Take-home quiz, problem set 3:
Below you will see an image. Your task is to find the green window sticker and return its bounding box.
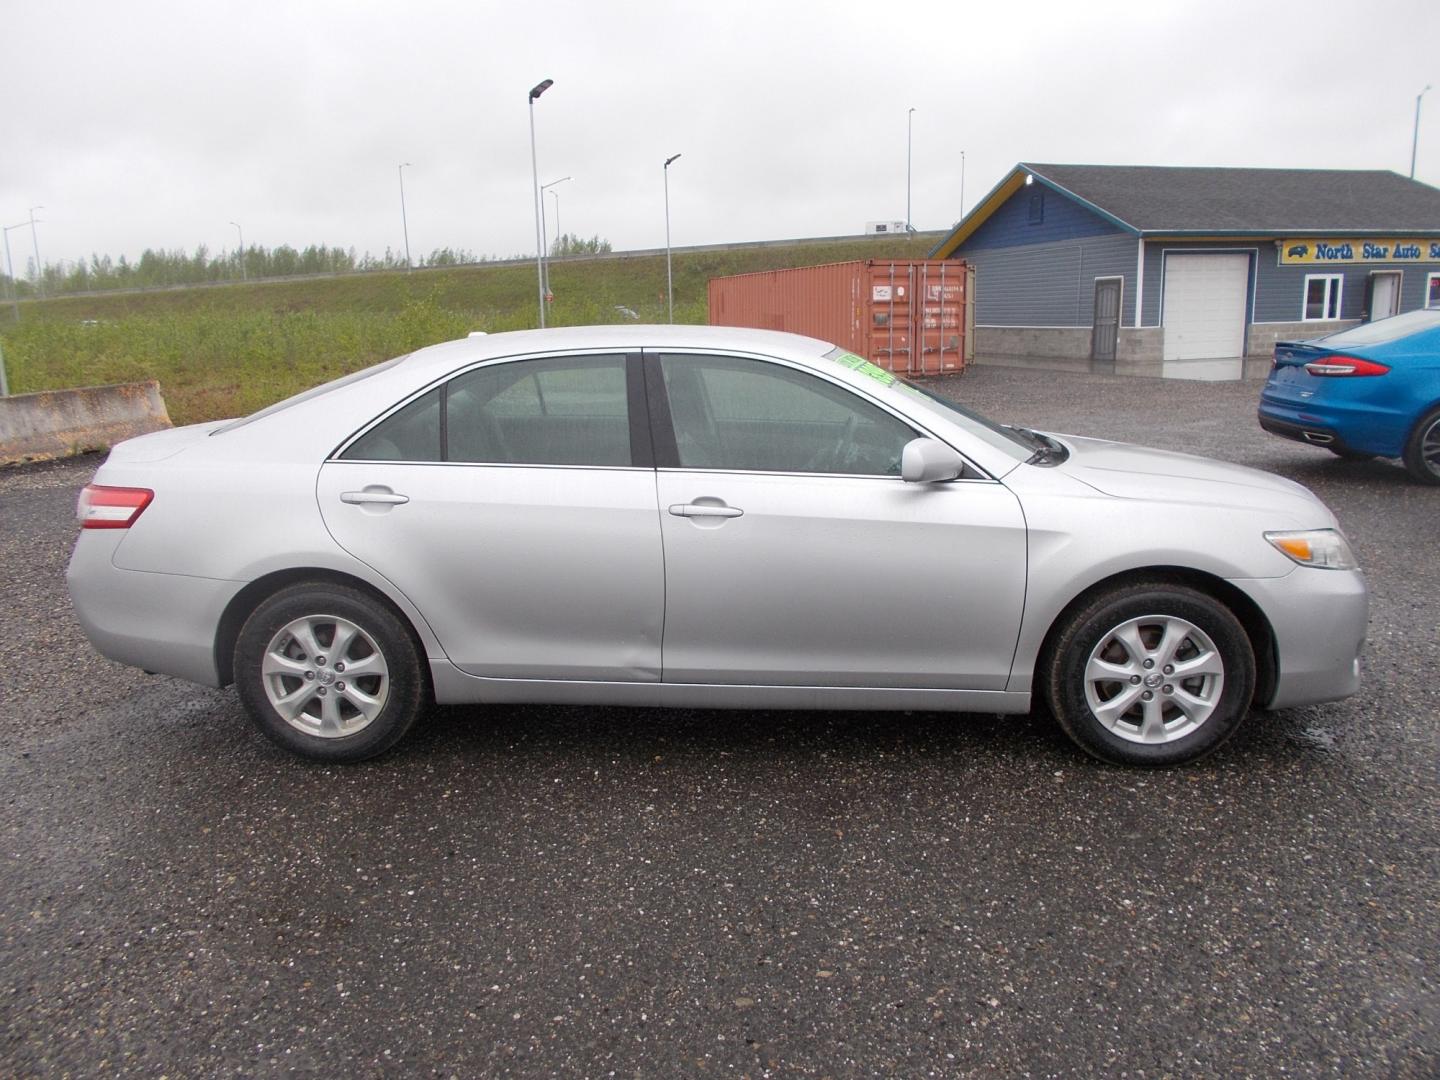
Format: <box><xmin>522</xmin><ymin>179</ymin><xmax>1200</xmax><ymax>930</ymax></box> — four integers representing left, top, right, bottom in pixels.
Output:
<box><xmin>831</xmin><ymin>352</ymin><xmax>896</xmax><ymax>387</ymax></box>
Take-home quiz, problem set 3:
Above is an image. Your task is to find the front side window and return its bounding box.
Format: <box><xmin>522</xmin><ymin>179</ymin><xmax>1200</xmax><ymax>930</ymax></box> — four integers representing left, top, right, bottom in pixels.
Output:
<box><xmin>1303</xmin><ymin>274</ymin><xmax>1343</xmax><ymax>321</ymax></box>
<box><xmin>659</xmin><ymin>354</ymin><xmax>916</xmax><ymax>475</ymax></box>
<box><xmin>341</xmin><ymin>354</ymin><xmax>632</xmax><ymax>466</ymax></box>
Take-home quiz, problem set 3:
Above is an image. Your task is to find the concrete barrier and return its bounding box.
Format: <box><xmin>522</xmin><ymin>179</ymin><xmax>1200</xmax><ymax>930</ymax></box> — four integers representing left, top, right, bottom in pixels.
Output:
<box><xmin>0</xmin><ymin>381</ymin><xmax>171</xmax><ymax>465</ymax></box>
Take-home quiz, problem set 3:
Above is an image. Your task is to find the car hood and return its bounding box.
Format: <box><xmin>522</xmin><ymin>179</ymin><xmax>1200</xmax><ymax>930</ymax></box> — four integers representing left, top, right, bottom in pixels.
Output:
<box><xmin>1051</xmin><ymin>433</ymin><xmax>1329</xmax><ymax>520</ymax></box>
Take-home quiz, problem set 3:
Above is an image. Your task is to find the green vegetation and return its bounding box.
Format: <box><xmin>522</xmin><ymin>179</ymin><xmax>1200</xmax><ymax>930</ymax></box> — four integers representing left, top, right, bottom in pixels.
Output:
<box><xmin>0</xmin><ymin>234</ymin><xmax>937</xmax><ymax>425</ymax></box>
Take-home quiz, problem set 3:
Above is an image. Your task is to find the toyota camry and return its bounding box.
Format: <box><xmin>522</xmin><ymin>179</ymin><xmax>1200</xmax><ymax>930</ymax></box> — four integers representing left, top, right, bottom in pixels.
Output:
<box><xmin>69</xmin><ymin>326</ymin><xmax>1368</xmax><ymax>766</ymax></box>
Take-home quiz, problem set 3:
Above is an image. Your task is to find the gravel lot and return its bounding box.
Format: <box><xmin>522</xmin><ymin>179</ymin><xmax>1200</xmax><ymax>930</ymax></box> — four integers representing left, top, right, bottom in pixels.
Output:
<box><xmin>2</xmin><ymin>365</ymin><xmax>1436</xmax><ymax>1078</ymax></box>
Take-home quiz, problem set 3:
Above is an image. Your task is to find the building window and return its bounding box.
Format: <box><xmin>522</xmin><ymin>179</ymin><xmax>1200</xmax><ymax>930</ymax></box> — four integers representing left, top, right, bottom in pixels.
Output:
<box><xmin>1303</xmin><ymin>274</ymin><xmax>1342</xmax><ymax>321</ymax></box>
<box><xmin>1428</xmin><ymin>272</ymin><xmax>1440</xmax><ymax>308</ymax></box>
<box><xmin>1027</xmin><ymin>192</ymin><xmax>1044</xmax><ymax>225</ymax></box>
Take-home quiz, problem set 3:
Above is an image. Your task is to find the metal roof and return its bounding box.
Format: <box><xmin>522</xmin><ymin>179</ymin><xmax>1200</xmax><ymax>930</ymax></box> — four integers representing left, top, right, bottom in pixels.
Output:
<box><xmin>931</xmin><ymin>163</ymin><xmax>1440</xmax><ymax>257</ymax></box>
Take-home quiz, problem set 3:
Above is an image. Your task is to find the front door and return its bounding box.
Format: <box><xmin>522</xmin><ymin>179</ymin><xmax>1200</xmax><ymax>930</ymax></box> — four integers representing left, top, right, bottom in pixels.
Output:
<box><xmin>649</xmin><ymin>351</ymin><xmax>1028</xmax><ymax>689</ymax></box>
<box><xmin>317</xmin><ymin>353</ymin><xmax>664</xmax><ymax>682</ymax></box>
<box><xmin>1091</xmin><ymin>278</ymin><xmax>1122</xmax><ymax>361</ymax></box>
<box><xmin>1370</xmin><ymin>272</ymin><xmax>1401</xmax><ymax>321</ymax></box>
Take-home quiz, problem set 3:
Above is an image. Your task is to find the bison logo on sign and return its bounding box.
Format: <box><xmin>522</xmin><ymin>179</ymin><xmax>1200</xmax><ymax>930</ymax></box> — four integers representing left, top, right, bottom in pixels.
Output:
<box><xmin>1287</xmin><ymin>244</ymin><xmax>1309</xmax><ymax>259</ymax></box>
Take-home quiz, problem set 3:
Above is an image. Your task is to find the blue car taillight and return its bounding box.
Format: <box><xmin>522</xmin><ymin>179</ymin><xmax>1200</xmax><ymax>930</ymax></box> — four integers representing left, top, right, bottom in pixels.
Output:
<box><xmin>1302</xmin><ymin>356</ymin><xmax>1391</xmax><ymax>377</ymax></box>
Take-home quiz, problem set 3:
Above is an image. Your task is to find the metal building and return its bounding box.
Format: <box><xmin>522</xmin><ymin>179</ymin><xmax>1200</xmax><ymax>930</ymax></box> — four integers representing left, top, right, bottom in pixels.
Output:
<box><xmin>930</xmin><ymin>163</ymin><xmax>1440</xmax><ymax>380</ymax></box>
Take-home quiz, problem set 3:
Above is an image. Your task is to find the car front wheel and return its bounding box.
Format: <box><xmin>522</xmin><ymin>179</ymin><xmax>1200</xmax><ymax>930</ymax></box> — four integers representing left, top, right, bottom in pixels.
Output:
<box><xmin>1402</xmin><ymin>406</ymin><xmax>1440</xmax><ymax>485</ymax></box>
<box><xmin>235</xmin><ymin>582</ymin><xmax>426</xmax><ymax>762</ymax></box>
<box><xmin>1044</xmin><ymin>583</ymin><xmax>1256</xmax><ymax>766</ymax></box>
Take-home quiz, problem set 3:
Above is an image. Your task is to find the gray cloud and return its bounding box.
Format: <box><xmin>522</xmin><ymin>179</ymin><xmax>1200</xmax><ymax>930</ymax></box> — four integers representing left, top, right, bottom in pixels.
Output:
<box><xmin>3</xmin><ymin>0</ymin><xmax>1437</xmax><ymax>269</ymax></box>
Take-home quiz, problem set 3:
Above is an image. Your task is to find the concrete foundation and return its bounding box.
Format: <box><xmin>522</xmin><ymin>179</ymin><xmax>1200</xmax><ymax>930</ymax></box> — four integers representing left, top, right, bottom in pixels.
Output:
<box><xmin>1</xmin><ymin>381</ymin><xmax>171</xmax><ymax>465</ymax></box>
<box><xmin>972</xmin><ymin>319</ymin><xmax>1362</xmax><ymax>381</ymax></box>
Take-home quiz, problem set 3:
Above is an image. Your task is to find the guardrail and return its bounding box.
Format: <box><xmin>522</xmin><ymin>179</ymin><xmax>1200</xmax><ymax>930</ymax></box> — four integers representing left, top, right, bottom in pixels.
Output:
<box><xmin>0</xmin><ymin>381</ymin><xmax>170</xmax><ymax>465</ymax></box>
<box><xmin>7</xmin><ymin>231</ymin><xmax>948</xmax><ymax>303</ymax></box>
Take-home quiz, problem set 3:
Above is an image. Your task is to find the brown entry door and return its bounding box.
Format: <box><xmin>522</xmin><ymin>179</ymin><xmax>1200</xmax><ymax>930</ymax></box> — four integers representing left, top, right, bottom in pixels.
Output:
<box><xmin>1092</xmin><ymin>278</ymin><xmax>1121</xmax><ymax>361</ymax></box>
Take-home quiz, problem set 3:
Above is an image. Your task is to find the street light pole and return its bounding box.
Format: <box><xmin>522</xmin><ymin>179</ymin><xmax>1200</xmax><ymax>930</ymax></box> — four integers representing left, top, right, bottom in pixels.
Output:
<box><xmin>2</xmin><ymin>223</ymin><xmax>26</xmax><ymax>320</ymax></box>
<box><xmin>960</xmin><ymin>150</ymin><xmax>966</xmax><ymax>220</ymax></box>
<box><xmin>1413</xmin><ymin>85</ymin><xmax>1432</xmax><ymax>180</ymax></box>
<box><xmin>229</xmin><ymin>221</ymin><xmax>246</xmax><ymax>281</ymax></box>
<box><xmin>906</xmin><ymin>107</ymin><xmax>915</xmax><ymax>231</ymax></box>
<box><xmin>550</xmin><ymin>189</ymin><xmax>562</xmax><ymax>255</ymax></box>
<box><xmin>664</xmin><ymin>153</ymin><xmax>681</xmax><ymax>323</ymax></box>
<box><xmin>398</xmin><ymin>162</ymin><xmax>413</xmax><ymax>270</ymax></box>
<box><xmin>528</xmin><ymin>78</ymin><xmax>554</xmax><ymax>328</ymax></box>
<box><xmin>539</xmin><ymin>176</ymin><xmax>571</xmax><ymax>296</ymax></box>
<box><xmin>27</xmin><ymin>206</ymin><xmax>44</xmax><ymax>298</ymax></box>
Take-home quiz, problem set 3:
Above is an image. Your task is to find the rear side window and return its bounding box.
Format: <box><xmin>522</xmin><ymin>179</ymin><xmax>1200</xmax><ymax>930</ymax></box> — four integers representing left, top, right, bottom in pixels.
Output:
<box><xmin>340</xmin><ymin>354</ymin><xmax>632</xmax><ymax>467</ymax></box>
<box><xmin>448</xmin><ymin>355</ymin><xmax>629</xmax><ymax>466</ymax></box>
<box><xmin>343</xmin><ymin>388</ymin><xmax>441</xmax><ymax>461</ymax></box>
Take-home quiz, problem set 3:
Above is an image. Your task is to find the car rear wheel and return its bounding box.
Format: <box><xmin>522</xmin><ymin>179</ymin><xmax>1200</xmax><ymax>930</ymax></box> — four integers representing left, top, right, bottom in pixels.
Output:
<box><xmin>235</xmin><ymin>583</ymin><xmax>425</xmax><ymax>762</ymax></box>
<box><xmin>1402</xmin><ymin>406</ymin><xmax>1440</xmax><ymax>485</ymax></box>
<box><xmin>1044</xmin><ymin>583</ymin><xmax>1255</xmax><ymax>766</ymax></box>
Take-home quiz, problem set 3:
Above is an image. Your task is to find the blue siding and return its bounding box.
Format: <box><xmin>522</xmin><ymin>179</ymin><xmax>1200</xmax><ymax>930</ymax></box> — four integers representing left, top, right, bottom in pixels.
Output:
<box><xmin>964</xmin><ymin>233</ymin><xmax>1138</xmax><ymax>326</ymax></box>
<box><xmin>962</xmin><ymin>185</ymin><xmax>1127</xmax><ymax>252</ymax></box>
<box><xmin>1141</xmin><ymin>240</ymin><xmax>1440</xmax><ymax>326</ymax></box>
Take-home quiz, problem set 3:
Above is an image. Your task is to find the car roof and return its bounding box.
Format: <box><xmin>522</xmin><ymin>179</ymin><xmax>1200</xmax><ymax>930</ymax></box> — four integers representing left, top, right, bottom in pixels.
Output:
<box><xmin>397</xmin><ymin>324</ymin><xmax>837</xmax><ymax>377</ymax></box>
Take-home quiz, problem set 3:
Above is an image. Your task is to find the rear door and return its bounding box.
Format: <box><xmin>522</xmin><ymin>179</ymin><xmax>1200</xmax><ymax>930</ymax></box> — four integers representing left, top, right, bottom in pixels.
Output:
<box><xmin>317</xmin><ymin>353</ymin><xmax>665</xmax><ymax>682</ymax></box>
<box><xmin>648</xmin><ymin>351</ymin><xmax>1028</xmax><ymax>689</ymax></box>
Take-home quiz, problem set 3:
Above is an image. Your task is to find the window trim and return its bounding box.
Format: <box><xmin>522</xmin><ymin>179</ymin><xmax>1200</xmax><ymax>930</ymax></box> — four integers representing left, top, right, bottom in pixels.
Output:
<box><xmin>1426</xmin><ymin>271</ymin><xmax>1440</xmax><ymax>309</ymax></box>
<box><xmin>642</xmin><ymin>349</ymin><xmax>989</xmax><ymax>481</ymax></box>
<box><xmin>1302</xmin><ymin>273</ymin><xmax>1343</xmax><ymax>322</ymax></box>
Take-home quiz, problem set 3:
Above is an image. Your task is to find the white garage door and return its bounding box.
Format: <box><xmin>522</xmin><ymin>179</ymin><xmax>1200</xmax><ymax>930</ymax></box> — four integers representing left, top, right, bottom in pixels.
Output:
<box><xmin>1162</xmin><ymin>254</ymin><xmax>1250</xmax><ymax>379</ymax></box>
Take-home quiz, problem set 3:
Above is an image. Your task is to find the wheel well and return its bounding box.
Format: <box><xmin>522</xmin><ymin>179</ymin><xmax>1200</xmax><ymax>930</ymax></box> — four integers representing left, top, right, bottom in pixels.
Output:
<box><xmin>213</xmin><ymin>568</ymin><xmax>431</xmax><ymax>689</ymax></box>
<box><xmin>1034</xmin><ymin>566</ymin><xmax>1278</xmax><ymax>709</ymax></box>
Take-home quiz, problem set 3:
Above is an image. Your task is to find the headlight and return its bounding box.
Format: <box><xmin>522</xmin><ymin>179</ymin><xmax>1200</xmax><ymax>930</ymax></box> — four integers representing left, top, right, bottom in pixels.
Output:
<box><xmin>1264</xmin><ymin>529</ymin><xmax>1359</xmax><ymax>570</ymax></box>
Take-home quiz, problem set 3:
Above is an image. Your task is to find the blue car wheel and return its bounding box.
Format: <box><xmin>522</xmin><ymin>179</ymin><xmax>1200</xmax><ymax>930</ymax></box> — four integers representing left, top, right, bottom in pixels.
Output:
<box><xmin>1403</xmin><ymin>406</ymin><xmax>1440</xmax><ymax>485</ymax></box>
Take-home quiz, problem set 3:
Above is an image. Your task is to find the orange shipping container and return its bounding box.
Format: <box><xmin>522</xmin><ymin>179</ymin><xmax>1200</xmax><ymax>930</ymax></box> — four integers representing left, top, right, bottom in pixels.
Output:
<box><xmin>707</xmin><ymin>259</ymin><xmax>974</xmax><ymax>376</ymax></box>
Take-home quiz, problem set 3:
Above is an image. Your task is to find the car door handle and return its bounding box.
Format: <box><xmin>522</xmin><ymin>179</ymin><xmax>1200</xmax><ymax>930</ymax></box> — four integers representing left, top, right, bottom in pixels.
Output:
<box><xmin>340</xmin><ymin>489</ymin><xmax>410</xmax><ymax>506</ymax></box>
<box><xmin>668</xmin><ymin>502</ymin><xmax>743</xmax><ymax>518</ymax></box>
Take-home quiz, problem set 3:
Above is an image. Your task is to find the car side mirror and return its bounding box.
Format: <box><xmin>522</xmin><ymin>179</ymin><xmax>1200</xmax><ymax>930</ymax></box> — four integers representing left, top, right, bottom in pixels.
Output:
<box><xmin>901</xmin><ymin>438</ymin><xmax>965</xmax><ymax>483</ymax></box>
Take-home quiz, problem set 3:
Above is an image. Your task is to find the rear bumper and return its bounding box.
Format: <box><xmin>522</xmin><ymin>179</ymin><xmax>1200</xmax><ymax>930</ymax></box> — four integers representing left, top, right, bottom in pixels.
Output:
<box><xmin>67</xmin><ymin>531</ymin><xmax>242</xmax><ymax>688</ymax></box>
<box><xmin>1257</xmin><ymin>393</ymin><xmax>1408</xmax><ymax>458</ymax></box>
<box><xmin>1232</xmin><ymin>567</ymin><xmax>1368</xmax><ymax>710</ymax></box>
<box><xmin>1258</xmin><ymin>412</ymin><xmax>1366</xmax><ymax>455</ymax></box>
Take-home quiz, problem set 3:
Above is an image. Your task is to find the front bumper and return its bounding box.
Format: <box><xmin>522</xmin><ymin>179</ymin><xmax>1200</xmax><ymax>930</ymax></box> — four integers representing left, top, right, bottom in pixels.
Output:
<box><xmin>1232</xmin><ymin>566</ymin><xmax>1368</xmax><ymax>710</ymax></box>
<box><xmin>67</xmin><ymin>531</ymin><xmax>244</xmax><ymax>688</ymax></box>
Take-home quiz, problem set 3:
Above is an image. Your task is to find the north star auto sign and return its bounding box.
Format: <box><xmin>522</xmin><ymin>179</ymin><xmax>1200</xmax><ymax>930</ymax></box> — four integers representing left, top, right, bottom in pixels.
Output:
<box><xmin>1279</xmin><ymin>239</ymin><xmax>1440</xmax><ymax>265</ymax></box>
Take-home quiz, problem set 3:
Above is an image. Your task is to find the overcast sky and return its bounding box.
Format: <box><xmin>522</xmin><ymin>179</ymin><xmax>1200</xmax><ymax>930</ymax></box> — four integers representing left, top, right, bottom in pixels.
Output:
<box><xmin>3</xmin><ymin>0</ymin><xmax>1438</xmax><ymax>270</ymax></box>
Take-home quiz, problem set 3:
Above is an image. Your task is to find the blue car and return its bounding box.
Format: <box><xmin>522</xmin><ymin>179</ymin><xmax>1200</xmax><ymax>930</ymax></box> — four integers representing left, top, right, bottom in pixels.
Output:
<box><xmin>1259</xmin><ymin>308</ymin><xmax>1440</xmax><ymax>485</ymax></box>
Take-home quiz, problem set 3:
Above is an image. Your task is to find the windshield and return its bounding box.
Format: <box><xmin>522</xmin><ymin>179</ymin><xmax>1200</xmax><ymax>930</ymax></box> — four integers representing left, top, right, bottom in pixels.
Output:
<box><xmin>1319</xmin><ymin>307</ymin><xmax>1440</xmax><ymax>348</ymax></box>
<box><xmin>822</xmin><ymin>347</ymin><xmax>1037</xmax><ymax>456</ymax></box>
<box><xmin>211</xmin><ymin>354</ymin><xmax>409</xmax><ymax>435</ymax></box>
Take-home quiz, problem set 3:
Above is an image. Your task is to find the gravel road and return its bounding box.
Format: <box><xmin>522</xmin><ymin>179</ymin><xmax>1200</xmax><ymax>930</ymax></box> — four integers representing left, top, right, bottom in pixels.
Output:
<box><xmin>2</xmin><ymin>365</ymin><xmax>1436</xmax><ymax>1077</ymax></box>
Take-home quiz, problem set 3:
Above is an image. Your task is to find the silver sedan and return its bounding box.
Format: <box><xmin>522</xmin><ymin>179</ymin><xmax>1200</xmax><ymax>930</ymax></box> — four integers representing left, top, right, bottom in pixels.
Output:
<box><xmin>68</xmin><ymin>326</ymin><xmax>1368</xmax><ymax>766</ymax></box>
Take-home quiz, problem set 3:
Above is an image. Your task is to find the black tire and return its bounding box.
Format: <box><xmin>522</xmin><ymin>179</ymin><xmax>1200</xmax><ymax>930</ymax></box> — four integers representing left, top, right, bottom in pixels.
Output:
<box><xmin>1327</xmin><ymin>446</ymin><xmax>1375</xmax><ymax>462</ymax></box>
<box><xmin>1043</xmin><ymin>582</ymin><xmax>1255</xmax><ymax>767</ymax></box>
<box><xmin>235</xmin><ymin>582</ymin><xmax>426</xmax><ymax>762</ymax></box>
<box><xmin>1401</xmin><ymin>406</ymin><xmax>1440</xmax><ymax>485</ymax></box>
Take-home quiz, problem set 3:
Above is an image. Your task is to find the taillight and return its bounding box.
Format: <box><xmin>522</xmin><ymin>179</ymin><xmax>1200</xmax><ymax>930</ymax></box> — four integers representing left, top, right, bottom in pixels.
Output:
<box><xmin>77</xmin><ymin>484</ymin><xmax>154</xmax><ymax>529</ymax></box>
<box><xmin>1303</xmin><ymin>356</ymin><xmax>1390</xmax><ymax>377</ymax></box>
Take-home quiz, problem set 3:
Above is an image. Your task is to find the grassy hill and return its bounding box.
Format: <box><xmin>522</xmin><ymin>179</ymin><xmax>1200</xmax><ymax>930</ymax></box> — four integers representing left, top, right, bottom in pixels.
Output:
<box><xmin>0</xmin><ymin>234</ymin><xmax>939</xmax><ymax>424</ymax></box>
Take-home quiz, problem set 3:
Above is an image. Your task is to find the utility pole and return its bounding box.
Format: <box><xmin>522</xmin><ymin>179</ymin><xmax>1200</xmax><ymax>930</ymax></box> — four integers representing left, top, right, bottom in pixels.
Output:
<box><xmin>27</xmin><ymin>207</ymin><xmax>43</xmax><ymax>298</ymax></box>
<box><xmin>398</xmin><ymin>163</ymin><xmax>413</xmax><ymax>270</ymax></box>
<box><xmin>1413</xmin><ymin>85</ymin><xmax>1432</xmax><ymax>179</ymax></box>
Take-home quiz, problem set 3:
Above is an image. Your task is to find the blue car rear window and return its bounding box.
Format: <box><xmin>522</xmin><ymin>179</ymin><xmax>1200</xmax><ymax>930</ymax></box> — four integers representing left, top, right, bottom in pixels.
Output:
<box><xmin>1320</xmin><ymin>308</ymin><xmax>1440</xmax><ymax>348</ymax></box>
